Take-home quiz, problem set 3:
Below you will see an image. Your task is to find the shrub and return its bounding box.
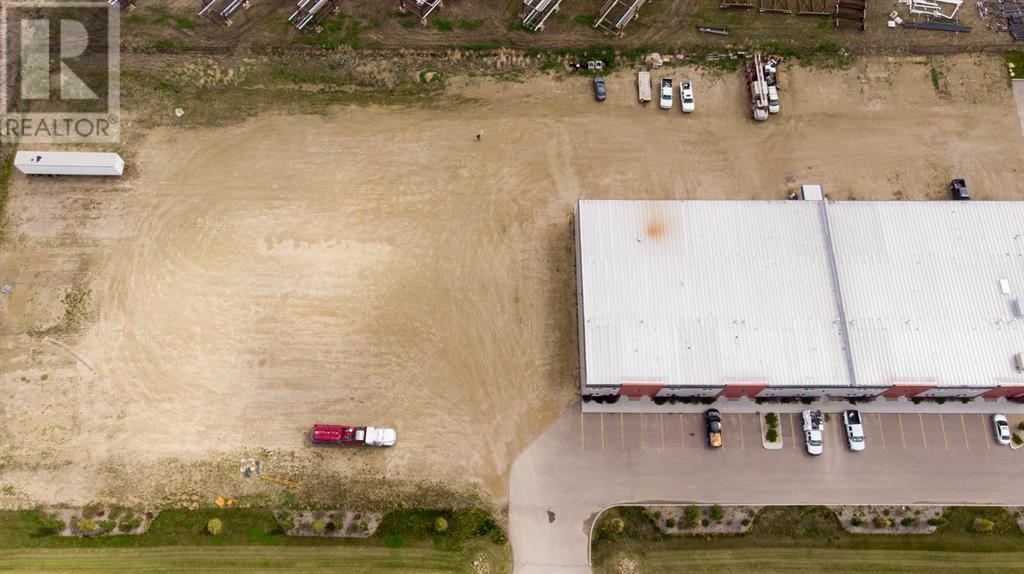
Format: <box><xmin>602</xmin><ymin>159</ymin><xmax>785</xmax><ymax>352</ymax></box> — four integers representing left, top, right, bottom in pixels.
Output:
<box><xmin>118</xmin><ymin>517</ymin><xmax>142</xmax><ymax>532</ymax></box>
<box><xmin>800</xmin><ymin>396</ymin><xmax>816</xmax><ymax>404</ymax></box>
<box><xmin>1018</xmin><ymin>421</ymin><xmax>1024</xmax><ymax>432</ymax></box>
<box><xmin>312</xmin><ymin>520</ymin><xmax>326</xmax><ymax>534</ymax></box>
<box><xmin>599</xmin><ymin>517</ymin><xmax>625</xmax><ymax>540</ymax></box>
<box><xmin>325</xmin><ymin>521</ymin><xmax>337</xmax><ymax>532</ymax></box>
<box><xmin>912</xmin><ymin>397</ymin><xmax>922</xmax><ymax>404</ymax></box>
<box><xmin>665</xmin><ymin>518</ymin><xmax>676</xmax><ymax>528</ymax></box>
<box><xmin>206</xmin><ymin>518</ymin><xmax>223</xmax><ymax>535</ymax></box>
<box><xmin>882</xmin><ymin>508</ymin><xmax>891</xmax><ymax>516</ymax></box>
<box><xmin>700</xmin><ymin>397</ymin><xmax>716</xmax><ymax>405</ymax></box>
<box><xmin>710</xmin><ymin>505</ymin><xmax>725</xmax><ymax>522</ymax></box>
<box><xmin>653</xmin><ymin>396</ymin><xmax>667</xmax><ymax>405</ymax></box>
<box><xmin>359</xmin><ymin>521</ymin><xmax>369</xmax><ymax>533</ymax></box>
<box><xmin>489</xmin><ymin>527</ymin><xmax>507</xmax><ymax>545</ymax></box>
<box><xmin>98</xmin><ymin>520</ymin><xmax>117</xmax><ymax>533</ymax></box>
<box><xmin>927</xmin><ymin>517</ymin><xmax>947</xmax><ymax>527</ymax></box>
<box><xmin>75</xmin><ymin>518</ymin><xmax>97</xmax><ymax>533</ymax></box>
<box><xmin>386</xmin><ymin>534</ymin><xmax>407</xmax><ymax>548</ymax></box>
<box><xmin>278</xmin><ymin>513</ymin><xmax>295</xmax><ymax>532</ymax></box>
<box><xmin>973</xmin><ymin>517</ymin><xmax>995</xmax><ymax>532</ymax></box>
<box><xmin>850</xmin><ymin>516</ymin><xmax>864</xmax><ymax>527</ymax></box>
<box><xmin>901</xmin><ymin>517</ymin><xmax>918</xmax><ymax>528</ymax></box>
<box><xmin>1014</xmin><ymin>434</ymin><xmax>1023</xmax><ymax>446</ymax></box>
<box><xmin>935</xmin><ymin>398</ymin><xmax>946</xmax><ymax>405</ymax></box>
<box><xmin>872</xmin><ymin>516</ymin><xmax>891</xmax><ymax>529</ymax></box>
<box><xmin>684</xmin><ymin>505</ymin><xmax>700</xmax><ymax>527</ymax></box>
<box><xmin>741</xmin><ymin>518</ymin><xmax>751</xmax><ymax>527</ymax></box>
<box><xmin>765</xmin><ymin>428</ymin><xmax>779</xmax><ymax>443</ymax></box>
<box><xmin>434</xmin><ymin>516</ymin><xmax>448</xmax><ymax>533</ymax></box>
<box><xmin>765</xmin><ymin>412</ymin><xmax>779</xmax><ymax>427</ymax></box>
<box><xmin>37</xmin><ymin>514</ymin><xmax>65</xmax><ymax>535</ymax></box>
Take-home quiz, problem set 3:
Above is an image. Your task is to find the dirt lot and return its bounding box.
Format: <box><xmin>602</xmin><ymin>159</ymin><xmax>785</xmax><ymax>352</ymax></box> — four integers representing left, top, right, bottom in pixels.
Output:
<box><xmin>0</xmin><ymin>53</ymin><xmax>1022</xmax><ymax>510</ymax></box>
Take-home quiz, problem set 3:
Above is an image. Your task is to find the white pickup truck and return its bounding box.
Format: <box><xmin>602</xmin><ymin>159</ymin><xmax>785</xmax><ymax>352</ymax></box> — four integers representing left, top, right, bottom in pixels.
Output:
<box><xmin>843</xmin><ymin>409</ymin><xmax>865</xmax><ymax>451</ymax></box>
<box><xmin>659</xmin><ymin>78</ymin><xmax>673</xmax><ymax>110</ymax></box>
<box><xmin>802</xmin><ymin>409</ymin><xmax>824</xmax><ymax>456</ymax></box>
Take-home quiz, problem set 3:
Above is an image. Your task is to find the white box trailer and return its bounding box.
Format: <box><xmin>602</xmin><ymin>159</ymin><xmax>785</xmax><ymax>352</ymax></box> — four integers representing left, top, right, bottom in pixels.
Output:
<box><xmin>14</xmin><ymin>151</ymin><xmax>124</xmax><ymax>176</ymax></box>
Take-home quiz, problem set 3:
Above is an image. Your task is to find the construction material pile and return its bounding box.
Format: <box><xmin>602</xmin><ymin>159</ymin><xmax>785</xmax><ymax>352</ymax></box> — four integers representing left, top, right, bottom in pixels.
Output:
<box><xmin>978</xmin><ymin>1</ymin><xmax>1024</xmax><ymax>39</ymax></box>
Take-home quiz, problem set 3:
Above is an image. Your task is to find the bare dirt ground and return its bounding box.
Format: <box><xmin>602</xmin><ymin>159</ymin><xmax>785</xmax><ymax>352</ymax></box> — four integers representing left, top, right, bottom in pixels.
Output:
<box><xmin>0</xmin><ymin>53</ymin><xmax>1022</xmax><ymax>511</ymax></box>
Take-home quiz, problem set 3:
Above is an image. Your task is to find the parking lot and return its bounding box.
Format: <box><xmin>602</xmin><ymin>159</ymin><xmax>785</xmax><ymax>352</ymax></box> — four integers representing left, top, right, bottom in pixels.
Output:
<box><xmin>577</xmin><ymin>410</ymin><xmax>1018</xmax><ymax>455</ymax></box>
<box><xmin>511</xmin><ymin>405</ymin><xmax>1024</xmax><ymax>574</ymax></box>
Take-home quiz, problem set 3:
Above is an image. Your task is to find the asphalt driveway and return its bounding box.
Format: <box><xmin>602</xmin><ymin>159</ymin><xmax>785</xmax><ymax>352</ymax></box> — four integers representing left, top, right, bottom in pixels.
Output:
<box><xmin>509</xmin><ymin>403</ymin><xmax>1024</xmax><ymax>574</ymax></box>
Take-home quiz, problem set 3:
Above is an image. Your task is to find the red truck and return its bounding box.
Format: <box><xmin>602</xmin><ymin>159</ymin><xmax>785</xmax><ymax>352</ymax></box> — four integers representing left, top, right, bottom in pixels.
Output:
<box><xmin>310</xmin><ymin>424</ymin><xmax>397</xmax><ymax>447</ymax></box>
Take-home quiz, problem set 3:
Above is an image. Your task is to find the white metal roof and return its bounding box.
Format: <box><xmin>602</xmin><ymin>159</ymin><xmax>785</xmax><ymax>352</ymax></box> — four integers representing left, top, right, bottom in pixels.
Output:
<box><xmin>829</xmin><ymin>201</ymin><xmax>1024</xmax><ymax>388</ymax></box>
<box><xmin>14</xmin><ymin>150</ymin><xmax>122</xmax><ymax>168</ymax></box>
<box><xmin>577</xmin><ymin>200</ymin><xmax>849</xmax><ymax>389</ymax></box>
<box><xmin>577</xmin><ymin>199</ymin><xmax>1024</xmax><ymax>390</ymax></box>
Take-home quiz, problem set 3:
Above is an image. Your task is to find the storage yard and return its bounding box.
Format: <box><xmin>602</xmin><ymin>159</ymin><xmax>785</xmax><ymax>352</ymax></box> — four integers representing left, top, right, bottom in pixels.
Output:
<box><xmin>0</xmin><ymin>53</ymin><xmax>1022</xmax><ymax>509</ymax></box>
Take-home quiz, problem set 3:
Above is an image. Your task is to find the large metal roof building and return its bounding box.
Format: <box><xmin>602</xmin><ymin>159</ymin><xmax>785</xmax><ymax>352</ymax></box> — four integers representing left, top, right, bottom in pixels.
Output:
<box><xmin>575</xmin><ymin>199</ymin><xmax>1024</xmax><ymax>404</ymax></box>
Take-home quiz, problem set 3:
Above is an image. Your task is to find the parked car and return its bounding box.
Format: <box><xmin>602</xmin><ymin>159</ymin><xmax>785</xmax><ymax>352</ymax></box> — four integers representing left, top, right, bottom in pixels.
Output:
<box><xmin>992</xmin><ymin>413</ymin><xmax>1011</xmax><ymax>445</ymax></box>
<box><xmin>593</xmin><ymin>76</ymin><xmax>606</xmax><ymax>102</ymax></box>
<box><xmin>767</xmin><ymin>85</ymin><xmax>780</xmax><ymax>114</ymax></box>
<box><xmin>705</xmin><ymin>409</ymin><xmax>723</xmax><ymax>448</ymax></box>
<box><xmin>680</xmin><ymin>80</ymin><xmax>695</xmax><ymax>113</ymax></box>
<box><xmin>950</xmin><ymin>178</ymin><xmax>969</xmax><ymax>200</ymax></box>
<box><xmin>659</xmin><ymin>78</ymin><xmax>673</xmax><ymax>110</ymax></box>
<box><xmin>843</xmin><ymin>410</ymin><xmax>865</xmax><ymax>452</ymax></box>
<box><xmin>802</xmin><ymin>409</ymin><xmax>824</xmax><ymax>456</ymax></box>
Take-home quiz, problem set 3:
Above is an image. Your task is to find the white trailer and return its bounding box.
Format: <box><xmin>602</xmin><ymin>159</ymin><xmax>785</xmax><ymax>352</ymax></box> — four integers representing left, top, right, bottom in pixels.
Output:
<box><xmin>638</xmin><ymin>70</ymin><xmax>651</xmax><ymax>103</ymax></box>
<box><xmin>15</xmin><ymin>151</ymin><xmax>124</xmax><ymax>176</ymax></box>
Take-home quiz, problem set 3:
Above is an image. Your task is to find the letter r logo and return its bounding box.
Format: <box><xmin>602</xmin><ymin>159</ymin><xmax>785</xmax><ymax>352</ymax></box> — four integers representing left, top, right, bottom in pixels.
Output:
<box><xmin>20</xmin><ymin>19</ymin><xmax>98</xmax><ymax>100</ymax></box>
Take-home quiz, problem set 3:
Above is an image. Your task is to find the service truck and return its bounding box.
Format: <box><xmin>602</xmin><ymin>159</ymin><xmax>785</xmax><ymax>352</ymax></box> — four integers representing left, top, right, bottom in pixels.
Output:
<box><xmin>310</xmin><ymin>424</ymin><xmax>397</xmax><ymax>447</ymax></box>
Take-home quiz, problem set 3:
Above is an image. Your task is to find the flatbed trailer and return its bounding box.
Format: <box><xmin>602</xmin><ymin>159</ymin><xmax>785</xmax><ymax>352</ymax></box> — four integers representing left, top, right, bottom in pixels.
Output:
<box><xmin>637</xmin><ymin>70</ymin><xmax>651</xmax><ymax>103</ymax></box>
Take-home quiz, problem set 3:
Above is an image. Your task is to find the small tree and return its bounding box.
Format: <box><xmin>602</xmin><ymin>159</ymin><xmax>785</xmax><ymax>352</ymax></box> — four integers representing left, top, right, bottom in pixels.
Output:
<box><xmin>434</xmin><ymin>516</ymin><xmax>448</xmax><ymax>533</ymax></box>
<box><xmin>710</xmin><ymin>505</ymin><xmax>725</xmax><ymax>522</ymax></box>
<box><xmin>206</xmin><ymin>518</ymin><xmax>223</xmax><ymax>535</ymax></box>
<box><xmin>765</xmin><ymin>413</ymin><xmax>779</xmax><ymax>427</ymax></box>
<box><xmin>765</xmin><ymin>428</ymin><xmax>779</xmax><ymax>443</ymax></box>
<box><xmin>973</xmin><ymin>517</ymin><xmax>995</xmax><ymax>533</ymax></box>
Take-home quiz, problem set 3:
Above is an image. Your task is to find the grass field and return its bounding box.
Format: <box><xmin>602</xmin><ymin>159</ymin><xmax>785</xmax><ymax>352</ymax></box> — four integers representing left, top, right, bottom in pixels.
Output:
<box><xmin>0</xmin><ymin>543</ymin><xmax>502</xmax><ymax>573</ymax></box>
<box><xmin>0</xmin><ymin>508</ymin><xmax>508</xmax><ymax>572</ymax></box>
<box><xmin>603</xmin><ymin>548</ymin><xmax>1024</xmax><ymax>574</ymax></box>
<box><xmin>593</xmin><ymin>506</ymin><xmax>1024</xmax><ymax>574</ymax></box>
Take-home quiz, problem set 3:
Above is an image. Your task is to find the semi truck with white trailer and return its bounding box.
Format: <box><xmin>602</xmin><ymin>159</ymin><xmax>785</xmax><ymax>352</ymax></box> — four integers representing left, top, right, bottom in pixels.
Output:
<box><xmin>14</xmin><ymin>151</ymin><xmax>124</xmax><ymax>176</ymax></box>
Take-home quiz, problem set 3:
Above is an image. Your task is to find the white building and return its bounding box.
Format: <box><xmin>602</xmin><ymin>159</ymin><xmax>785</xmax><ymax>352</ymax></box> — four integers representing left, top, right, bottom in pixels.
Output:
<box><xmin>575</xmin><ymin>199</ymin><xmax>1024</xmax><ymax>406</ymax></box>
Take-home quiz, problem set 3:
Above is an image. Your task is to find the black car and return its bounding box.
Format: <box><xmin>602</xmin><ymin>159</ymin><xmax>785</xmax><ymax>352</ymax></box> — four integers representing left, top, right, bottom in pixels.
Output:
<box><xmin>593</xmin><ymin>76</ymin><xmax>607</xmax><ymax>102</ymax></box>
<box><xmin>705</xmin><ymin>409</ymin><xmax>723</xmax><ymax>448</ymax></box>
<box><xmin>950</xmin><ymin>178</ymin><xmax>969</xmax><ymax>200</ymax></box>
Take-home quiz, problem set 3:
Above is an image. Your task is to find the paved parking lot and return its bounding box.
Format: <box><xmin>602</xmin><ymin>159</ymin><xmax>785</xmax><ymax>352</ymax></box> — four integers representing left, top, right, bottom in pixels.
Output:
<box><xmin>510</xmin><ymin>404</ymin><xmax>1024</xmax><ymax>574</ymax></box>
<box><xmin>577</xmin><ymin>410</ymin><xmax>1016</xmax><ymax>455</ymax></box>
